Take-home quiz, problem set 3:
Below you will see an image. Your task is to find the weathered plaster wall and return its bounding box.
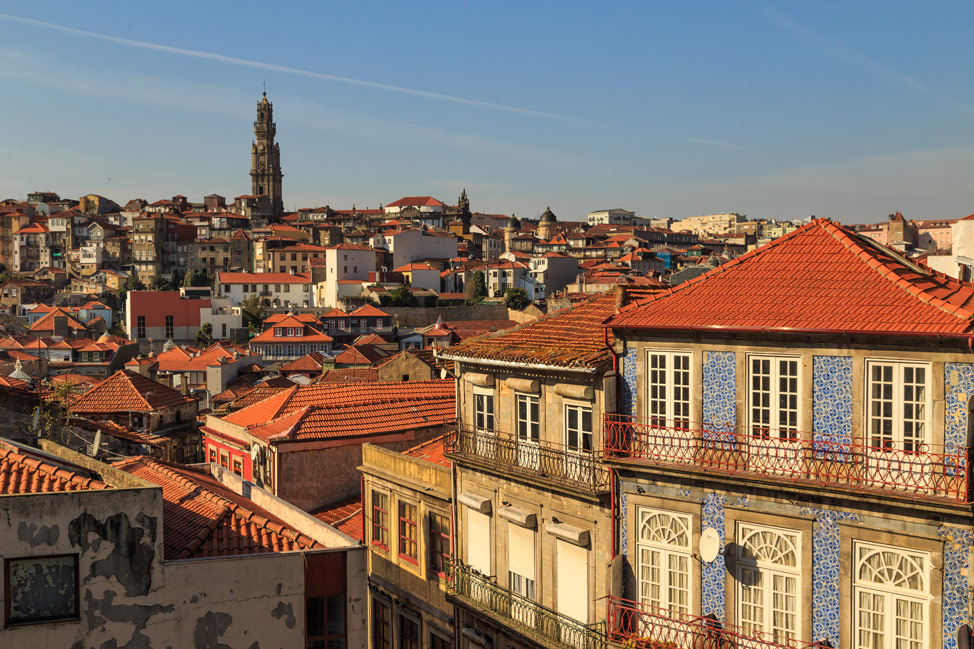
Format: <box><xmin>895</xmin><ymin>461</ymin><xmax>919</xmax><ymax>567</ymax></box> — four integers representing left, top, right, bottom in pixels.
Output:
<box><xmin>0</xmin><ymin>487</ymin><xmax>309</xmax><ymax>649</ymax></box>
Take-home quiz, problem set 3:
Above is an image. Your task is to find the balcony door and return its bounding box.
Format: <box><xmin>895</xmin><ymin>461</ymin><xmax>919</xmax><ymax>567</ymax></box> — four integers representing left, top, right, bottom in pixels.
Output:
<box><xmin>508</xmin><ymin>524</ymin><xmax>537</xmax><ymax>628</ymax></box>
<box><xmin>735</xmin><ymin>523</ymin><xmax>801</xmax><ymax>644</ymax></box>
<box><xmin>516</xmin><ymin>393</ymin><xmax>540</xmax><ymax>470</ymax></box>
<box><xmin>636</xmin><ymin>507</ymin><xmax>691</xmax><ymax>635</ymax></box>
<box><xmin>645</xmin><ymin>351</ymin><xmax>692</xmax><ymax>461</ymax></box>
<box><xmin>747</xmin><ymin>355</ymin><xmax>802</xmax><ymax>476</ymax></box>
<box><xmin>473</xmin><ymin>388</ymin><xmax>496</xmax><ymax>458</ymax></box>
<box><xmin>564</xmin><ymin>403</ymin><xmax>594</xmax><ymax>484</ymax></box>
<box><xmin>853</xmin><ymin>542</ymin><xmax>929</xmax><ymax>649</ymax></box>
<box><xmin>865</xmin><ymin>361</ymin><xmax>932</xmax><ymax>492</ymax></box>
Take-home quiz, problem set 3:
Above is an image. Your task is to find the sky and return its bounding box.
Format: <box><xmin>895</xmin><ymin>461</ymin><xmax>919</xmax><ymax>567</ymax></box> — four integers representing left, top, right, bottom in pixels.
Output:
<box><xmin>1</xmin><ymin>1</ymin><xmax>972</xmax><ymax>224</ymax></box>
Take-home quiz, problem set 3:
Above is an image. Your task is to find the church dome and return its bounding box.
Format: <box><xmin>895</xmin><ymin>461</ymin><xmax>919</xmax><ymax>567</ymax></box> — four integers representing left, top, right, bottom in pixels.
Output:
<box><xmin>539</xmin><ymin>206</ymin><xmax>557</xmax><ymax>223</ymax></box>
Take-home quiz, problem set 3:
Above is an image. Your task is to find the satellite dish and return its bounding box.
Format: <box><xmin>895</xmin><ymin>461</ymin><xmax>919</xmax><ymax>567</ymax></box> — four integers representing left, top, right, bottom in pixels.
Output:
<box><xmin>700</xmin><ymin>527</ymin><xmax>721</xmax><ymax>563</ymax></box>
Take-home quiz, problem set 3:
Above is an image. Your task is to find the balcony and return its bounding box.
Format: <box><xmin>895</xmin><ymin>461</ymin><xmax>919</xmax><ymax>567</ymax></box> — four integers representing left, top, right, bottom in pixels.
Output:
<box><xmin>450</xmin><ymin>563</ymin><xmax>604</xmax><ymax>649</ymax></box>
<box><xmin>606</xmin><ymin>597</ymin><xmax>824</xmax><ymax>649</ymax></box>
<box><xmin>449</xmin><ymin>425</ymin><xmax>611</xmax><ymax>494</ymax></box>
<box><xmin>603</xmin><ymin>414</ymin><xmax>971</xmax><ymax>503</ymax></box>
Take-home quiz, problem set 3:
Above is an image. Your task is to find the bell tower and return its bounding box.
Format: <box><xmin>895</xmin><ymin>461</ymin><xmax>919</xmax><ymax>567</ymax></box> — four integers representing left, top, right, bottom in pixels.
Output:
<box><xmin>250</xmin><ymin>92</ymin><xmax>284</xmax><ymax>218</ymax></box>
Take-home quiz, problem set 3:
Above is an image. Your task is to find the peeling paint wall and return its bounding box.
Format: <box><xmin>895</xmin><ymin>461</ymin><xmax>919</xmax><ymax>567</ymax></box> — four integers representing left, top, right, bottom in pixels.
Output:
<box><xmin>0</xmin><ymin>487</ymin><xmax>308</xmax><ymax>649</ymax></box>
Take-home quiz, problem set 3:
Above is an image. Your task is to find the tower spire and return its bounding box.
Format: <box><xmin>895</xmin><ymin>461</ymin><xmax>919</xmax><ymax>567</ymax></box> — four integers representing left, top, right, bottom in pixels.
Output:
<box><xmin>250</xmin><ymin>91</ymin><xmax>283</xmax><ymax>219</ymax></box>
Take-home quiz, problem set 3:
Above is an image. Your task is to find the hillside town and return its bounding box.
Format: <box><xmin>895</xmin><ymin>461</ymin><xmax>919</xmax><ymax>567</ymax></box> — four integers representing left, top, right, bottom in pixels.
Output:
<box><xmin>2</xmin><ymin>93</ymin><xmax>973</xmax><ymax>649</ymax></box>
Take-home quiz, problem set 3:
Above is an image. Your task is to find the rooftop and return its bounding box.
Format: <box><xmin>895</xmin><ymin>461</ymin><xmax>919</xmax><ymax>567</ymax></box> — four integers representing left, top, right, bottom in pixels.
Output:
<box><xmin>71</xmin><ymin>369</ymin><xmax>196</xmax><ymax>414</ymax></box>
<box><xmin>607</xmin><ymin>218</ymin><xmax>974</xmax><ymax>336</ymax></box>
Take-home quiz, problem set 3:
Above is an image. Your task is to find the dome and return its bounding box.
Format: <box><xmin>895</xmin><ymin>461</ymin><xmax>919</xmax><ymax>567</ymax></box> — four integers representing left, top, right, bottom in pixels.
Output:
<box><xmin>539</xmin><ymin>206</ymin><xmax>557</xmax><ymax>223</ymax></box>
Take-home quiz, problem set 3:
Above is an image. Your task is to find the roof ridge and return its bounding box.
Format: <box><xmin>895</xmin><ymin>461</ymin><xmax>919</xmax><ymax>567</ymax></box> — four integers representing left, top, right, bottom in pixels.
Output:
<box><xmin>822</xmin><ymin>221</ymin><xmax>974</xmax><ymax>324</ymax></box>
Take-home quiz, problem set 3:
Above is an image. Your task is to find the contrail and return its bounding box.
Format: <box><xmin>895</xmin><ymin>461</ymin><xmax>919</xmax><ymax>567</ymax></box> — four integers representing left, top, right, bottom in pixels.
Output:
<box><xmin>0</xmin><ymin>13</ymin><xmax>578</xmax><ymax>122</ymax></box>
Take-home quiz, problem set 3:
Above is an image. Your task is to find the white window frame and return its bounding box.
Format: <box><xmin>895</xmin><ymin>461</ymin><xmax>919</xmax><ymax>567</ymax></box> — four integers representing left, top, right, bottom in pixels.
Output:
<box><xmin>852</xmin><ymin>540</ymin><xmax>930</xmax><ymax>649</ymax></box>
<box><xmin>472</xmin><ymin>387</ymin><xmax>495</xmax><ymax>432</ymax></box>
<box><xmin>734</xmin><ymin>522</ymin><xmax>802</xmax><ymax>643</ymax></box>
<box><xmin>864</xmin><ymin>359</ymin><xmax>931</xmax><ymax>451</ymax></box>
<box><xmin>516</xmin><ymin>392</ymin><xmax>540</xmax><ymax>443</ymax></box>
<box><xmin>635</xmin><ymin>507</ymin><xmax>692</xmax><ymax>617</ymax></box>
<box><xmin>645</xmin><ymin>350</ymin><xmax>692</xmax><ymax>429</ymax></box>
<box><xmin>564</xmin><ymin>401</ymin><xmax>593</xmax><ymax>453</ymax></box>
<box><xmin>746</xmin><ymin>354</ymin><xmax>801</xmax><ymax>440</ymax></box>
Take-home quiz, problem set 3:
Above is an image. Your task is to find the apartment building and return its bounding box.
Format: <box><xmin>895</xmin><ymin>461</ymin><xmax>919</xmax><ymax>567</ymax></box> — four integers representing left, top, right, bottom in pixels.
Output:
<box><xmin>602</xmin><ymin>219</ymin><xmax>974</xmax><ymax>648</ymax></box>
<box><xmin>362</xmin><ymin>436</ymin><xmax>456</xmax><ymax>649</ymax></box>
<box><xmin>434</xmin><ymin>290</ymin><xmax>620</xmax><ymax>649</ymax></box>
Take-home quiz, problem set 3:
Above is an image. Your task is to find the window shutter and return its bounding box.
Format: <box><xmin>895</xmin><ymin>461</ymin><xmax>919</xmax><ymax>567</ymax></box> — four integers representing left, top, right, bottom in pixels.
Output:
<box><xmin>557</xmin><ymin>539</ymin><xmax>588</xmax><ymax>622</ymax></box>
<box><xmin>508</xmin><ymin>525</ymin><xmax>536</xmax><ymax>578</ymax></box>
<box><xmin>467</xmin><ymin>510</ymin><xmax>491</xmax><ymax>574</ymax></box>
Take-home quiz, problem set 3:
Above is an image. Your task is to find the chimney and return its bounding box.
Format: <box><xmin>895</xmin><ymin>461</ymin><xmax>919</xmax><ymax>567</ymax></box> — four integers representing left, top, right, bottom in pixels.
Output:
<box><xmin>53</xmin><ymin>315</ymin><xmax>69</xmax><ymax>338</ymax></box>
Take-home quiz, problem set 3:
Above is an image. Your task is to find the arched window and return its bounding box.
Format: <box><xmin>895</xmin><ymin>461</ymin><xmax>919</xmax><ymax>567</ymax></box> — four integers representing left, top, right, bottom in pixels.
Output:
<box><xmin>854</xmin><ymin>542</ymin><xmax>928</xmax><ymax>649</ymax></box>
<box><xmin>735</xmin><ymin>523</ymin><xmax>801</xmax><ymax>643</ymax></box>
<box><xmin>636</xmin><ymin>508</ymin><xmax>691</xmax><ymax>616</ymax></box>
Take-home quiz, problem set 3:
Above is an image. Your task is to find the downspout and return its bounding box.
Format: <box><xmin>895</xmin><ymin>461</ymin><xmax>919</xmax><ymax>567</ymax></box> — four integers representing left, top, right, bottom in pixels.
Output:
<box><xmin>359</xmin><ymin>474</ymin><xmax>365</xmax><ymax>546</ymax></box>
<box><xmin>603</xmin><ymin>326</ymin><xmax>619</xmax><ymax>559</ymax></box>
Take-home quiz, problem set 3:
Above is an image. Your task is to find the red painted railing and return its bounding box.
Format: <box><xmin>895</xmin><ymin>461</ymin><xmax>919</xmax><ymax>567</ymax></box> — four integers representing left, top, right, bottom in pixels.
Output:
<box><xmin>603</xmin><ymin>414</ymin><xmax>971</xmax><ymax>502</ymax></box>
<box><xmin>606</xmin><ymin>597</ymin><xmax>830</xmax><ymax>649</ymax></box>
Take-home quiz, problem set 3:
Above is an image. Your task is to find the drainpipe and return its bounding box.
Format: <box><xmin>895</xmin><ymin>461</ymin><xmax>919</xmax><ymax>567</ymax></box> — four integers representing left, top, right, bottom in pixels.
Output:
<box><xmin>359</xmin><ymin>475</ymin><xmax>365</xmax><ymax>546</ymax></box>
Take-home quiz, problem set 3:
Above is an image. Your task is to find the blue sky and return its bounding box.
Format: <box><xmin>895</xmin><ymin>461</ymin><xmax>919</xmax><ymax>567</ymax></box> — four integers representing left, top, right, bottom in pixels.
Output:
<box><xmin>1</xmin><ymin>1</ymin><xmax>972</xmax><ymax>223</ymax></box>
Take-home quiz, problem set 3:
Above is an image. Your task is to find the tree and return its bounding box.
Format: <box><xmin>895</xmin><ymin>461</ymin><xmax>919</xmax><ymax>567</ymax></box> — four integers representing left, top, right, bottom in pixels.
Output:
<box><xmin>241</xmin><ymin>294</ymin><xmax>267</xmax><ymax>332</ymax></box>
<box><xmin>31</xmin><ymin>380</ymin><xmax>75</xmax><ymax>445</ymax></box>
<box><xmin>388</xmin><ymin>286</ymin><xmax>418</xmax><ymax>307</ymax></box>
<box><xmin>195</xmin><ymin>322</ymin><xmax>214</xmax><ymax>346</ymax></box>
<box><xmin>124</xmin><ymin>275</ymin><xmax>146</xmax><ymax>291</ymax></box>
<box><xmin>505</xmin><ymin>287</ymin><xmax>530</xmax><ymax>310</ymax></box>
<box><xmin>147</xmin><ymin>276</ymin><xmax>170</xmax><ymax>291</ymax></box>
<box><xmin>183</xmin><ymin>270</ymin><xmax>211</xmax><ymax>287</ymax></box>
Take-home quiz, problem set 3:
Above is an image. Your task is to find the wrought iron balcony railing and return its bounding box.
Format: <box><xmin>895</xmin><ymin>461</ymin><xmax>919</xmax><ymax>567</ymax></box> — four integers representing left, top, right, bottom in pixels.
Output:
<box><xmin>449</xmin><ymin>425</ymin><xmax>611</xmax><ymax>493</ymax></box>
<box><xmin>450</xmin><ymin>563</ymin><xmax>605</xmax><ymax>649</ymax></box>
<box><xmin>603</xmin><ymin>414</ymin><xmax>971</xmax><ymax>503</ymax></box>
<box><xmin>606</xmin><ymin>596</ymin><xmax>829</xmax><ymax>649</ymax></box>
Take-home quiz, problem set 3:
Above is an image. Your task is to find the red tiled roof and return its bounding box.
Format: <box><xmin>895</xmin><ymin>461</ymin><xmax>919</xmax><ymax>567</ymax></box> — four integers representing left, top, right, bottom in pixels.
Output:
<box><xmin>280</xmin><ymin>352</ymin><xmax>328</xmax><ymax>373</ymax></box>
<box><xmin>334</xmin><ymin>345</ymin><xmax>388</xmax><ymax>366</ymax></box>
<box><xmin>71</xmin><ymin>370</ymin><xmax>195</xmax><ymax>414</ymax></box>
<box><xmin>0</xmin><ymin>444</ymin><xmax>110</xmax><ymax>493</ymax></box>
<box><xmin>349</xmin><ymin>304</ymin><xmax>389</xmax><ymax>317</ymax></box>
<box><xmin>386</xmin><ymin>196</ymin><xmax>445</xmax><ymax>208</ymax></box>
<box><xmin>442</xmin><ymin>291</ymin><xmax>620</xmax><ymax>369</ymax></box>
<box><xmin>30</xmin><ymin>308</ymin><xmax>88</xmax><ymax>332</ymax></box>
<box><xmin>219</xmin><ymin>272</ymin><xmax>311</xmax><ymax>284</ymax></box>
<box><xmin>317</xmin><ymin>368</ymin><xmax>380</xmax><ymax>383</ymax></box>
<box><xmin>155</xmin><ymin>343</ymin><xmax>248</xmax><ymax>373</ymax></box>
<box><xmin>313</xmin><ymin>495</ymin><xmax>364</xmax><ymax>542</ymax></box>
<box><xmin>115</xmin><ymin>457</ymin><xmax>322</xmax><ymax>559</ymax></box>
<box><xmin>403</xmin><ymin>433</ymin><xmax>451</xmax><ymax>467</ymax></box>
<box><xmin>250</xmin><ymin>317</ymin><xmax>333</xmax><ymax>344</ymax></box>
<box><xmin>608</xmin><ymin>218</ymin><xmax>974</xmax><ymax>336</ymax></box>
<box><xmin>221</xmin><ymin>380</ymin><xmax>455</xmax><ymax>438</ymax></box>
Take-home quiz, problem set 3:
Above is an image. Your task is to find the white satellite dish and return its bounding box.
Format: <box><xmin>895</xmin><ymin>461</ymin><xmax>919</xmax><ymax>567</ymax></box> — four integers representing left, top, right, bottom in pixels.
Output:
<box><xmin>700</xmin><ymin>527</ymin><xmax>721</xmax><ymax>563</ymax></box>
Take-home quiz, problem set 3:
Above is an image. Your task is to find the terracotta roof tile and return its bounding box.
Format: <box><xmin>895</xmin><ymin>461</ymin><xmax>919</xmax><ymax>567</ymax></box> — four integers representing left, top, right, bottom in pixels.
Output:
<box><xmin>71</xmin><ymin>369</ymin><xmax>196</xmax><ymax>414</ymax></box>
<box><xmin>403</xmin><ymin>433</ymin><xmax>451</xmax><ymax>467</ymax></box>
<box><xmin>442</xmin><ymin>290</ymin><xmax>620</xmax><ymax>370</ymax></box>
<box><xmin>608</xmin><ymin>219</ymin><xmax>974</xmax><ymax>336</ymax></box>
<box><xmin>313</xmin><ymin>495</ymin><xmax>364</xmax><ymax>541</ymax></box>
<box><xmin>0</xmin><ymin>445</ymin><xmax>110</xmax><ymax>494</ymax></box>
<box><xmin>114</xmin><ymin>457</ymin><xmax>322</xmax><ymax>559</ymax></box>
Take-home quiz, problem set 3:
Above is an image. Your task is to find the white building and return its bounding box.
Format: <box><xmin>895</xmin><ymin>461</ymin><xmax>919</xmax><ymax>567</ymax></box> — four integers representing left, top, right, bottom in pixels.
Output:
<box><xmin>527</xmin><ymin>252</ymin><xmax>579</xmax><ymax>294</ymax></box>
<box><xmin>370</xmin><ymin>229</ymin><xmax>458</xmax><ymax>271</ymax></box>
<box><xmin>587</xmin><ymin>208</ymin><xmax>636</xmax><ymax>225</ymax></box>
<box><xmin>317</xmin><ymin>244</ymin><xmax>377</xmax><ymax>308</ymax></box>
<box><xmin>217</xmin><ymin>272</ymin><xmax>314</xmax><ymax>308</ymax></box>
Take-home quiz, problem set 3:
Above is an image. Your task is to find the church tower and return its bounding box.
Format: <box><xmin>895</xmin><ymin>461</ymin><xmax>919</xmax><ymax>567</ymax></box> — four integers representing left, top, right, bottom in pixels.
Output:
<box><xmin>250</xmin><ymin>92</ymin><xmax>284</xmax><ymax>218</ymax></box>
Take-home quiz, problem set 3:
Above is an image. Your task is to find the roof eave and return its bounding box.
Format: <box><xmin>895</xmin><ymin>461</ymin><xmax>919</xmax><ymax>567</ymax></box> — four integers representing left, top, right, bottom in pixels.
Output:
<box><xmin>435</xmin><ymin>351</ymin><xmax>601</xmax><ymax>374</ymax></box>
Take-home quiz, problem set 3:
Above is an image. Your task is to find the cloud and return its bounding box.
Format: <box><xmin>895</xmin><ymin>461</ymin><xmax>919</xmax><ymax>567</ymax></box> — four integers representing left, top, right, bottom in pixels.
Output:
<box><xmin>685</xmin><ymin>138</ymin><xmax>751</xmax><ymax>151</ymax></box>
<box><xmin>0</xmin><ymin>13</ymin><xmax>583</xmax><ymax>123</ymax></box>
<box><xmin>755</xmin><ymin>3</ymin><xmax>926</xmax><ymax>94</ymax></box>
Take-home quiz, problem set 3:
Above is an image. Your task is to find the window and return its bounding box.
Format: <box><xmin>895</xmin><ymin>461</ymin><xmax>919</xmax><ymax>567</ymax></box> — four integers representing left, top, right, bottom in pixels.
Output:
<box><xmin>232</xmin><ymin>458</ymin><xmax>242</xmax><ymax>476</ymax></box>
<box><xmin>371</xmin><ymin>491</ymin><xmax>389</xmax><ymax>549</ymax></box>
<box><xmin>5</xmin><ymin>555</ymin><xmax>79</xmax><ymax>624</ymax></box>
<box><xmin>398</xmin><ymin>501</ymin><xmax>419</xmax><ymax>564</ymax></box>
<box><xmin>399</xmin><ymin>615</ymin><xmax>419</xmax><ymax>649</ymax></box>
<box><xmin>372</xmin><ymin>599</ymin><xmax>391</xmax><ymax>649</ymax></box>
<box><xmin>136</xmin><ymin>315</ymin><xmax>146</xmax><ymax>340</ymax></box>
<box><xmin>473</xmin><ymin>389</ymin><xmax>495</xmax><ymax>431</ymax></box>
<box><xmin>275</xmin><ymin>327</ymin><xmax>285</xmax><ymax>337</ymax></box>
<box><xmin>866</xmin><ymin>361</ymin><xmax>929</xmax><ymax>452</ymax></box>
<box><xmin>208</xmin><ymin>448</ymin><xmax>217</xmax><ymax>463</ymax></box>
<box><xmin>508</xmin><ymin>526</ymin><xmax>536</xmax><ymax>600</ymax></box>
<box><xmin>165</xmin><ymin>315</ymin><xmax>174</xmax><ymax>340</ymax></box>
<box><xmin>557</xmin><ymin>539</ymin><xmax>589</xmax><ymax>624</ymax></box>
<box><xmin>748</xmin><ymin>355</ymin><xmax>799</xmax><ymax>439</ymax></box>
<box><xmin>854</xmin><ymin>542</ymin><xmax>928</xmax><ymax>649</ymax></box>
<box><xmin>637</xmin><ymin>508</ymin><xmax>691</xmax><ymax>617</ymax></box>
<box><xmin>564</xmin><ymin>403</ymin><xmax>593</xmax><ymax>452</ymax></box>
<box><xmin>429</xmin><ymin>511</ymin><xmax>451</xmax><ymax>575</ymax></box>
<box><xmin>516</xmin><ymin>393</ymin><xmax>540</xmax><ymax>443</ymax></box>
<box><xmin>466</xmin><ymin>509</ymin><xmax>490</xmax><ymax>574</ymax></box>
<box><xmin>735</xmin><ymin>523</ymin><xmax>801</xmax><ymax>643</ymax></box>
<box><xmin>307</xmin><ymin>594</ymin><xmax>346</xmax><ymax>649</ymax></box>
<box><xmin>646</xmin><ymin>351</ymin><xmax>691</xmax><ymax>428</ymax></box>
<box><xmin>430</xmin><ymin>632</ymin><xmax>452</xmax><ymax>649</ymax></box>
